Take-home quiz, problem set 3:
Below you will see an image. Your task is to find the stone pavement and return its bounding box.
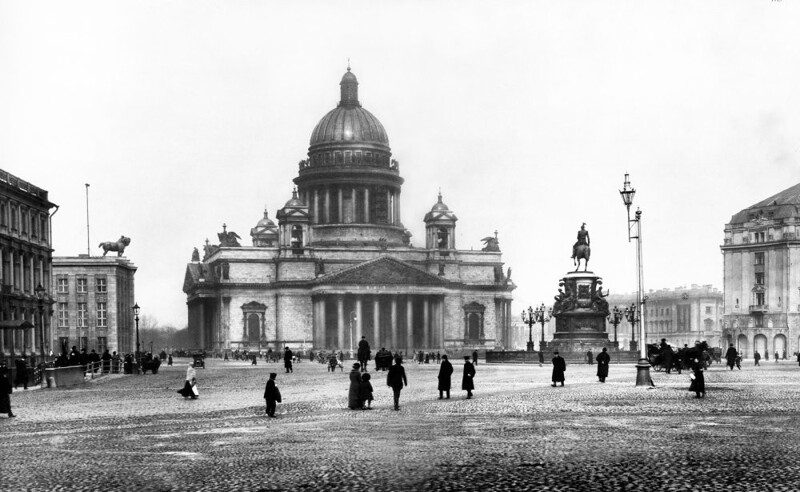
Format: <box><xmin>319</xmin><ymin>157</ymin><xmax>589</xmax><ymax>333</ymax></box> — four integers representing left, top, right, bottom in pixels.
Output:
<box><xmin>2</xmin><ymin>357</ymin><xmax>800</xmax><ymax>492</ymax></box>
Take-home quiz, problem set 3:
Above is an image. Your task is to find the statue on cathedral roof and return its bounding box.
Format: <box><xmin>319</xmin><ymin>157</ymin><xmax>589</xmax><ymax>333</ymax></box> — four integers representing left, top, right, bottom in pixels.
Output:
<box><xmin>217</xmin><ymin>223</ymin><xmax>241</xmax><ymax>247</ymax></box>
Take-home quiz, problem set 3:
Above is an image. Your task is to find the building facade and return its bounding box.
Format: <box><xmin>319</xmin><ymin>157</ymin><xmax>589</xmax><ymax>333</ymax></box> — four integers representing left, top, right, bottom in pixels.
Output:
<box><xmin>606</xmin><ymin>285</ymin><xmax>723</xmax><ymax>350</ymax></box>
<box><xmin>721</xmin><ymin>183</ymin><xmax>800</xmax><ymax>358</ymax></box>
<box><xmin>52</xmin><ymin>256</ymin><xmax>137</xmax><ymax>355</ymax></box>
<box><xmin>183</xmin><ymin>68</ymin><xmax>515</xmax><ymax>355</ymax></box>
<box><xmin>0</xmin><ymin>169</ymin><xmax>57</xmax><ymax>364</ymax></box>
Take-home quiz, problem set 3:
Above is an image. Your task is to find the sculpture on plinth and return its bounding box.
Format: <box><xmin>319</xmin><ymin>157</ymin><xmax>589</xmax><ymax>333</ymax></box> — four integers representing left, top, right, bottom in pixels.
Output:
<box><xmin>571</xmin><ymin>223</ymin><xmax>590</xmax><ymax>271</ymax></box>
<box><xmin>99</xmin><ymin>236</ymin><xmax>131</xmax><ymax>257</ymax></box>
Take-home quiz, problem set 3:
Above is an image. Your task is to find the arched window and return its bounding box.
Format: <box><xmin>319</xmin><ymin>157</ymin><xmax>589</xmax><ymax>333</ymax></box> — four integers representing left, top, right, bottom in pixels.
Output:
<box><xmin>463</xmin><ymin>302</ymin><xmax>485</xmax><ymax>342</ymax></box>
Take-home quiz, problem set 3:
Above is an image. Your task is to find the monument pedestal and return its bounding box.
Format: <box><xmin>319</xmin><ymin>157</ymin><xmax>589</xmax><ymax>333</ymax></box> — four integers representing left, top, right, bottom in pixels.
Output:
<box><xmin>548</xmin><ymin>271</ymin><xmax>611</xmax><ymax>355</ymax></box>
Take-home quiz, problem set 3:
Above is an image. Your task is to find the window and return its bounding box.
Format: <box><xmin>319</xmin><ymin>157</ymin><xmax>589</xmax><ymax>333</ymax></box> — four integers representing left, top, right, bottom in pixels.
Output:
<box><xmin>97</xmin><ymin>302</ymin><xmax>107</xmax><ymax>328</ymax></box>
<box><xmin>754</xmin><ymin>232</ymin><xmax>766</xmax><ymax>243</ymax></box>
<box><xmin>97</xmin><ymin>337</ymin><xmax>107</xmax><ymax>353</ymax></box>
<box><xmin>96</xmin><ymin>277</ymin><xmax>107</xmax><ymax>293</ymax></box>
<box><xmin>58</xmin><ymin>303</ymin><xmax>69</xmax><ymax>327</ymax></box>
<box><xmin>754</xmin><ymin>314</ymin><xmax>764</xmax><ymax>328</ymax></box>
<box><xmin>755</xmin><ymin>292</ymin><xmax>765</xmax><ymax>306</ymax></box>
<box><xmin>705</xmin><ymin>306</ymin><xmax>712</xmax><ymax>315</ymax></box>
<box><xmin>77</xmin><ymin>278</ymin><xmax>87</xmax><ymax>293</ymax></box>
<box><xmin>58</xmin><ymin>337</ymin><xmax>69</xmax><ymax>353</ymax></box>
<box><xmin>755</xmin><ymin>272</ymin><xmax>765</xmax><ymax>285</ymax></box>
<box><xmin>77</xmin><ymin>303</ymin><xmax>88</xmax><ymax>327</ymax></box>
<box><xmin>57</xmin><ymin>278</ymin><xmax>68</xmax><ymax>293</ymax></box>
<box><xmin>755</xmin><ymin>252</ymin><xmax>765</xmax><ymax>265</ymax></box>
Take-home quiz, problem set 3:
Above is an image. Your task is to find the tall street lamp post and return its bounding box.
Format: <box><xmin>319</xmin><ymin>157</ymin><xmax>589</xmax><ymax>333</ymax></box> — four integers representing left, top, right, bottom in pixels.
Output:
<box><xmin>133</xmin><ymin>303</ymin><xmax>140</xmax><ymax>373</ymax></box>
<box><xmin>607</xmin><ymin>305</ymin><xmax>623</xmax><ymax>350</ymax></box>
<box><xmin>533</xmin><ymin>303</ymin><xmax>552</xmax><ymax>352</ymax></box>
<box><xmin>624</xmin><ymin>303</ymin><xmax>638</xmax><ymax>351</ymax></box>
<box><xmin>35</xmin><ymin>283</ymin><xmax>46</xmax><ymax>365</ymax></box>
<box><xmin>620</xmin><ymin>173</ymin><xmax>651</xmax><ymax>387</ymax></box>
<box><xmin>521</xmin><ymin>306</ymin><xmax>536</xmax><ymax>352</ymax></box>
<box><xmin>349</xmin><ymin>311</ymin><xmax>357</xmax><ymax>360</ymax></box>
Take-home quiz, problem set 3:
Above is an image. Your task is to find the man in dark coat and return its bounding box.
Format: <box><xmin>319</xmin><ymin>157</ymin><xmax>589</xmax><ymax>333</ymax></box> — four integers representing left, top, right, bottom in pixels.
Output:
<box><xmin>538</xmin><ymin>350</ymin><xmax>544</xmax><ymax>367</ymax></box>
<box><xmin>596</xmin><ymin>347</ymin><xmax>610</xmax><ymax>382</ymax></box>
<box><xmin>101</xmin><ymin>349</ymin><xmax>112</xmax><ymax>373</ymax></box>
<box><xmin>438</xmin><ymin>355</ymin><xmax>453</xmax><ymax>399</ymax></box>
<box><xmin>14</xmin><ymin>358</ymin><xmax>28</xmax><ymax>390</ymax></box>
<box><xmin>472</xmin><ymin>350</ymin><xmax>479</xmax><ymax>366</ymax></box>
<box><xmin>386</xmin><ymin>357</ymin><xmax>407</xmax><ymax>411</ymax></box>
<box><xmin>754</xmin><ymin>351</ymin><xmax>761</xmax><ymax>366</ymax></box>
<box><xmin>725</xmin><ymin>344</ymin><xmax>737</xmax><ymax>370</ymax></box>
<box><xmin>690</xmin><ymin>357</ymin><xmax>705</xmax><ymax>398</ymax></box>
<box><xmin>357</xmin><ymin>336</ymin><xmax>371</xmax><ymax>372</ymax></box>
<box><xmin>462</xmin><ymin>356</ymin><xmax>475</xmax><ymax>399</ymax></box>
<box><xmin>586</xmin><ymin>350</ymin><xmax>593</xmax><ymax>365</ymax></box>
<box><xmin>551</xmin><ymin>351</ymin><xmax>566</xmax><ymax>387</ymax></box>
<box><xmin>283</xmin><ymin>346</ymin><xmax>293</xmax><ymax>373</ymax></box>
<box><xmin>263</xmin><ymin>372</ymin><xmax>280</xmax><ymax>417</ymax></box>
<box><xmin>660</xmin><ymin>338</ymin><xmax>673</xmax><ymax>374</ymax></box>
<box><xmin>0</xmin><ymin>366</ymin><xmax>14</xmax><ymax>417</ymax></box>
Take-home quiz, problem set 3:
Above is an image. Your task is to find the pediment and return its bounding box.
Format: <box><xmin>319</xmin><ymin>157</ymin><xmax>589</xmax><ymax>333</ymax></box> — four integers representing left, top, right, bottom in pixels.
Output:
<box><xmin>317</xmin><ymin>256</ymin><xmax>448</xmax><ymax>286</ymax></box>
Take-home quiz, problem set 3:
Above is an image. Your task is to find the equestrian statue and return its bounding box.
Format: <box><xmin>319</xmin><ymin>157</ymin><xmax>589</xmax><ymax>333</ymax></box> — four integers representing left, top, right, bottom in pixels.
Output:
<box><xmin>99</xmin><ymin>236</ymin><xmax>131</xmax><ymax>257</ymax></box>
<box><xmin>571</xmin><ymin>223</ymin><xmax>590</xmax><ymax>271</ymax></box>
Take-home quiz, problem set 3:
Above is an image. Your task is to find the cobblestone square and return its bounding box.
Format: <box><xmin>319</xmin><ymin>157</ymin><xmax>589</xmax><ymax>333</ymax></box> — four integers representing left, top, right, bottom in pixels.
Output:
<box><xmin>2</xmin><ymin>358</ymin><xmax>800</xmax><ymax>492</ymax></box>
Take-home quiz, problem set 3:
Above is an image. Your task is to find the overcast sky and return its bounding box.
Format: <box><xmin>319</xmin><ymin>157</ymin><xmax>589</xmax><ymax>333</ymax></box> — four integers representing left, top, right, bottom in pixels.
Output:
<box><xmin>2</xmin><ymin>1</ymin><xmax>799</xmax><ymax>328</ymax></box>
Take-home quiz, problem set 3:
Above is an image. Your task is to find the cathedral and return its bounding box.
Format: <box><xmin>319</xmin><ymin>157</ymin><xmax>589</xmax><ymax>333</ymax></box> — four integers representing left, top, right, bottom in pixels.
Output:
<box><xmin>183</xmin><ymin>67</ymin><xmax>514</xmax><ymax>355</ymax></box>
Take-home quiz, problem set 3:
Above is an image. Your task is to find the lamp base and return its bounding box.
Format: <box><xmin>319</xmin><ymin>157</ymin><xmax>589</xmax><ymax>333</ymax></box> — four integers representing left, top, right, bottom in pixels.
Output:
<box><xmin>635</xmin><ymin>358</ymin><xmax>653</xmax><ymax>387</ymax></box>
<box><xmin>526</xmin><ymin>341</ymin><xmax>535</xmax><ymax>352</ymax></box>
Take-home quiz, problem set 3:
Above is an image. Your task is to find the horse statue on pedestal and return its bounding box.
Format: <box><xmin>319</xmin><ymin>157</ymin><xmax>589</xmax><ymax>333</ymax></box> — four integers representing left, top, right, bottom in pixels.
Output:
<box><xmin>573</xmin><ymin>243</ymin><xmax>590</xmax><ymax>272</ymax></box>
<box><xmin>99</xmin><ymin>236</ymin><xmax>131</xmax><ymax>257</ymax></box>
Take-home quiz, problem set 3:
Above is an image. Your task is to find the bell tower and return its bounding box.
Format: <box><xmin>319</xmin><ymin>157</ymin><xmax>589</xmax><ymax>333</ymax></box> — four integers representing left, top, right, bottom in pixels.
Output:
<box><xmin>424</xmin><ymin>192</ymin><xmax>458</xmax><ymax>253</ymax></box>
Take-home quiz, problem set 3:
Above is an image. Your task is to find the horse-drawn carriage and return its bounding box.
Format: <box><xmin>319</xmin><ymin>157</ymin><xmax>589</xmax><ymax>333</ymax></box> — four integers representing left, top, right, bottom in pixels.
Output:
<box><xmin>141</xmin><ymin>355</ymin><xmax>162</xmax><ymax>374</ymax></box>
<box><xmin>374</xmin><ymin>350</ymin><xmax>394</xmax><ymax>371</ymax></box>
<box><xmin>647</xmin><ymin>342</ymin><xmax>712</xmax><ymax>372</ymax></box>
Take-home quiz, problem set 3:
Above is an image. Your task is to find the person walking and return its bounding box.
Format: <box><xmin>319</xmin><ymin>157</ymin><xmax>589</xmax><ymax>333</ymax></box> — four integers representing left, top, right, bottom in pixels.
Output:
<box><xmin>438</xmin><ymin>355</ymin><xmax>453</xmax><ymax>399</ymax></box>
<box><xmin>690</xmin><ymin>357</ymin><xmax>705</xmax><ymax>398</ymax></box>
<box><xmin>13</xmin><ymin>358</ymin><xmax>28</xmax><ymax>390</ymax></box>
<box><xmin>263</xmin><ymin>373</ymin><xmax>281</xmax><ymax>417</ymax></box>
<box><xmin>596</xmin><ymin>347</ymin><xmax>610</xmax><ymax>382</ymax></box>
<box><xmin>775</xmin><ymin>351</ymin><xmax>780</xmax><ymax>363</ymax></box>
<box><xmin>660</xmin><ymin>339</ymin><xmax>673</xmax><ymax>374</ymax></box>
<box><xmin>177</xmin><ymin>362</ymin><xmax>198</xmax><ymax>399</ymax></box>
<box><xmin>551</xmin><ymin>351</ymin><xmax>566</xmax><ymax>387</ymax></box>
<box><xmin>725</xmin><ymin>344</ymin><xmax>737</xmax><ymax>370</ymax></box>
<box><xmin>348</xmin><ymin>363</ymin><xmax>363</xmax><ymax>410</ymax></box>
<box><xmin>754</xmin><ymin>351</ymin><xmax>761</xmax><ymax>366</ymax></box>
<box><xmin>167</xmin><ymin>354</ymin><xmax>173</xmax><ymax>367</ymax></box>
<box><xmin>586</xmin><ymin>350</ymin><xmax>594</xmax><ymax>365</ymax></box>
<box><xmin>386</xmin><ymin>356</ymin><xmax>407</xmax><ymax>411</ymax></box>
<box><xmin>538</xmin><ymin>350</ymin><xmax>544</xmax><ymax>367</ymax></box>
<box><xmin>472</xmin><ymin>350</ymin><xmax>479</xmax><ymax>366</ymax></box>
<box><xmin>0</xmin><ymin>366</ymin><xmax>14</xmax><ymax>418</ymax></box>
<box><xmin>284</xmin><ymin>346</ymin><xmax>293</xmax><ymax>373</ymax></box>
<box><xmin>462</xmin><ymin>356</ymin><xmax>476</xmax><ymax>399</ymax></box>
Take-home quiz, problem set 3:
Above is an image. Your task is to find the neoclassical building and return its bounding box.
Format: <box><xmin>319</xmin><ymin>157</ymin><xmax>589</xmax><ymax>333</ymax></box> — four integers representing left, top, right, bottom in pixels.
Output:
<box><xmin>183</xmin><ymin>68</ymin><xmax>515</xmax><ymax>355</ymax></box>
<box><xmin>0</xmin><ymin>169</ymin><xmax>57</xmax><ymax>364</ymax></box>
<box><xmin>721</xmin><ymin>182</ymin><xmax>800</xmax><ymax>358</ymax></box>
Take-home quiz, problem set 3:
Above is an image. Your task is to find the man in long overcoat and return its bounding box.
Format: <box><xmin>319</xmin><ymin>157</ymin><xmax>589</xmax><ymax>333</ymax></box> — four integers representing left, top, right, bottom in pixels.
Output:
<box><xmin>438</xmin><ymin>355</ymin><xmax>453</xmax><ymax>399</ymax></box>
<box><xmin>283</xmin><ymin>346</ymin><xmax>293</xmax><ymax>373</ymax></box>
<box><xmin>725</xmin><ymin>344</ymin><xmax>737</xmax><ymax>370</ymax></box>
<box><xmin>386</xmin><ymin>357</ymin><xmax>407</xmax><ymax>411</ymax></box>
<box><xmin>461</xmin><ymin>356</ymin><xmax>475</xmax><ymax>399</ymax></box>
<box><xmin>348</xmin><ymin>363</ymin><xmax>362</xmax><ymax>410</ymax></box>
<box><xmin>596</xmin><ymin>347</ymin><xmax>610</xmax><ymax>382</ymax></box>
<box><xmin>551</xmin><ymin>351</ymin><xmax>566</xmax><ymax>387</ymax></box>
<box><xmin>660</xmin><ymin>339</ymin><xmax>673</xmax><ymax>374</ymax></box>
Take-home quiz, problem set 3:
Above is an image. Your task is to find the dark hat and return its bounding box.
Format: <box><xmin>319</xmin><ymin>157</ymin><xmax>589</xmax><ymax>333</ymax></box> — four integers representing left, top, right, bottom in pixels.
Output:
<box><xmin>269</xmin><ymin>372</ymin><xmax>277</xmax><ymax>379</ymax></box>
<box><xmin>352</xmin><ymin>362</ymin><xmax>360</xmax><ymax>369</ymax></box>
<box><xmin>442</xmin><ymin>355</ymin><xmax>448</xmax><ymax>360</ymax></box>
<box><xmin>553</xmin><ymin>351</ymin><xmax>559</xmax><ymax>355</ymax></box>
<box><xmin>464</xmin><ymin>356</ymin><xmax>470</xmax><ymax>360</ymax></box>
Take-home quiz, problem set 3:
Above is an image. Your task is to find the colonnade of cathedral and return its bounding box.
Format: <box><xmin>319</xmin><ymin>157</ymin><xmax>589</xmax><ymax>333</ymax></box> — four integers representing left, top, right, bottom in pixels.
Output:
<box><xmin>0</xmin><ymin>246</ymin><xmax>50</xmax><ymax>360</ymax></box>
<box><xmin>299</xmin><ymin>185</ymin><xmax>400</xmax><ymax>226</ymax></box>
<box><xmin>312</xmin><ymin>293</ymin><xmax>444</xmax><ymax>351</ymax></box>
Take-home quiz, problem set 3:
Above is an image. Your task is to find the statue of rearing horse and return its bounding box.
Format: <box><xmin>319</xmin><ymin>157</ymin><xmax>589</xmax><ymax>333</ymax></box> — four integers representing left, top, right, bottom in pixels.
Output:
<box><xmin>99</xmin><ymin>236</ymin><xmax>131</xmax><ymax>257</ymax></box>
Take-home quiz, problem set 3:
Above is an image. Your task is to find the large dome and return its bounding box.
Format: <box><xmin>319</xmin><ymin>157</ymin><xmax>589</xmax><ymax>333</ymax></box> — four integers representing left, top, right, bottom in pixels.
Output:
<box><xmin>309</xmin><ymin>106</ymin><xmax>389</xmax><ymax>147</ymax></box>
<box><xmin>308</xmin><ymin>67</ymin><xmax>390</xmax><ymax>150</ymax></box>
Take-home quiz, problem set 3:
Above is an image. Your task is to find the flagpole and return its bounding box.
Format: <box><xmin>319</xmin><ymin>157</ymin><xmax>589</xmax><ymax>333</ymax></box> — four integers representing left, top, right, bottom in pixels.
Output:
<box><xmin>85</xmin><ymin>183</ymin><xmax>90</xmax><ymax>256</ymax></box>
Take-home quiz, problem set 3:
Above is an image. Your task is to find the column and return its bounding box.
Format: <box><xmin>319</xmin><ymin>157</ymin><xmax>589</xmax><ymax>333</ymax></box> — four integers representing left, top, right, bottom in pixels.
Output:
<box><xmin>320</xmin><ymin>297</ymin><xmax>327</xmax><ymax>348</ymax></box>
<box><xmin>324</xmin><ymin>188</ymin><xmax>331</xmax><ymax>223</ymax></box>
<box><xmin>373</xmin><ymin>297</ymin><xmax>380</xmax><ymax>346</ymax></box>
<box><xmin>386</xmin><ymin>190</ymin><xmax>392</xmax><ymax>225</ymax></box>
<box><xmin>355</xmin><ymin>297</ymin><xmax>363</xmax><ymax>343</ymax></box>
<box><xmin>198</xmin><ymin>303</ymin><xmax>206</xmax><ymax>350</ymax></box>
<box><xmin>337</xmin><ymin>187</ymin><xmax>343</xmax><ymax>223</ymax></box>
<box><xmin>391</xmin><ymin>297</ymin><xmax>398</xmax><ymax>350</ymax></box>
<box><xmin>406</xmin><ymin>297</ymin><xmax>414</xmax><ymax>350</ymax></box>
<box><xmin>423</xmin><ymin>298</ymin><xmax>430</xmax><ymax>348</ymax></box>
<box><xmin>313</xmin><ymin>189</ymin><xmax>320</xmax><ymax>224</ymax></box>
<box><xmin>337</xmin><ymin>296</ymin><xmax>345</xmax><ymax>350</ymax></box>
<box><xmin>395</xmin><ymin>192</ymin><xmax>401</xmax><ymax>225</ymax></box>
<box><xmin>0</xmin><ymin>246</ymin><xmax>4</xmax><ymax>285</ymax></box>
<box><xmin>364</xmin><ymin>187</ymin><xmax>370</xmax><ymax>223</ymax></box>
